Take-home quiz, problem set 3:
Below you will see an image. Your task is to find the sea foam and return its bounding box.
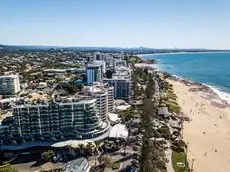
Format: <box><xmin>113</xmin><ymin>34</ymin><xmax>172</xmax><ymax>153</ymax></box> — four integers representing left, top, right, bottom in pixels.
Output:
<box><xmin>207</xmin><ymin>85</ymin><xmax>230</xmax><ymax>104</ymax></box>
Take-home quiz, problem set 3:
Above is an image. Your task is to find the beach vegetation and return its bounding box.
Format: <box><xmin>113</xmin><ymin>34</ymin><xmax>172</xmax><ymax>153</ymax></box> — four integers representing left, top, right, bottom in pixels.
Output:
<box><xmin>171</xmin><ymin>140</ymin><xmax>187</xmax><ymax>152</ymax></box>
<box><xmin>168</xmin><ymin>103</ymin><xmax>181</xmax><ymax>114</ymax></box>
<box><xmin>160</xmin><ymin>80</ymin><xmax>181</xmax><ymax>113</ymax></box>
<box><xmin>156</xmin><ymin>125</ymin><xmax>170</xmax><ymax>140</ymax></box>
<box><xmin>168</xmin><ymin>99</ymin><xmax>178</xmax><ymax>105</ymax></box>
<box><xmin>125</xmin><ymin>55</ymin><xmax>142</xmax><ymax>64</ymax></box>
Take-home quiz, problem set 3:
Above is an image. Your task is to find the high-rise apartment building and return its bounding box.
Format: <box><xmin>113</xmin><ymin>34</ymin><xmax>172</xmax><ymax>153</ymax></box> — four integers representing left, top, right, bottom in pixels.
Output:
<box><xmin>94</xmin><ymin>60</ymin><xmax>106</xmax><ymax>74</ymax></box>
<box><xmin>103</xmin><ymin>78</ymin><xmax>131</xmax><ymax>100</ymax></box>
<box><xmin>86</xmin><ymin>83</ymin><xmax>114</xmax><ymax>121</ymax></box>
<box><xmin>0</xmin><ymin>98</ymin><xmax>110</xmax><ymax>144</ymax></box>
<box><xmin>94</xmin><ymin>52</ymin><xmax>104</xmax><ymax>61</ymax></box>
<box><xmin>0</xmin><ymin>75</ymin><xmax>20</xmax><ymax>96</ymax></box>
<box><xmin>86</xmin><ymin>64</ymin><xmax>102</xmax><ymax>85</ymax></box>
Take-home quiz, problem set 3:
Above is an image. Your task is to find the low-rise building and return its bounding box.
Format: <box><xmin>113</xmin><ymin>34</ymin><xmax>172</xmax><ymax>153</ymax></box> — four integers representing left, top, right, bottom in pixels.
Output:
<box><xmin>158</xmin><ymin>106</ymin><xmax>170</xmax><ymax>118</ymax></box>
<box><xmin>62</xmin><ymin>157</ymin><xmax>90</xmax><ymax>172</ymax></box>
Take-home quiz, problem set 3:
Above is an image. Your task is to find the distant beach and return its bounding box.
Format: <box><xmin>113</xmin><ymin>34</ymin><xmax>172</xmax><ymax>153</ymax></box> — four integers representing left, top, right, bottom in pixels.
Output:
<box><xmin>137</xmin><ymin>50</ymin><xmax>230</xmax><ymax>57</ymax></box>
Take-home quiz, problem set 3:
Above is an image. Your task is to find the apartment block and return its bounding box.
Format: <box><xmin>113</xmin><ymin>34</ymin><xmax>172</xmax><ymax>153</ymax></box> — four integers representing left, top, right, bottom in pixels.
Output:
<box><xmin>1</xmin><ymin>98</ymin><xmax>110</xmax><ymax>145</ymax></box>
<box><xmin>0</xmin><ymin>75</ymin><xmax>20</xmax><ymax>96</ymax></box>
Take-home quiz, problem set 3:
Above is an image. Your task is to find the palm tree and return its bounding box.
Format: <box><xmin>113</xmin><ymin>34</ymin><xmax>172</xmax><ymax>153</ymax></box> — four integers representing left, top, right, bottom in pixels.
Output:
<box><xmin>78</xmin><ymin>144</ymin><xmax>85</xmax><ymax>155</ymax></box>
<box><xmin>86</xmin><ymin>142</ymin><xmax>95</xmax><ymax>156</ymax></box>
<box><xmin>94</xmin><ymin>141</ymin><xmax>101</xmax><ymax>167</ymax></box>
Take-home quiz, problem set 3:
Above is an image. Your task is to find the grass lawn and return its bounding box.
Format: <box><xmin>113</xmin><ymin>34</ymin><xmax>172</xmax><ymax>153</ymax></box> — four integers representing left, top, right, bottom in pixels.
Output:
<box><xmin>172</xmin><ymin>151</ymin><xmax>189</xmax><ymax>172</ymax></box>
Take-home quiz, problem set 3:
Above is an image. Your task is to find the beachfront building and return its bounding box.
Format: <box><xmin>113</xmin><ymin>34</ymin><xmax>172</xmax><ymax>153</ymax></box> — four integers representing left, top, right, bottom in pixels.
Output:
<box><xmin>107</xmin><ymin>86</ymin><xmax>115</xmax><ymax>112</ymax></box>
<box><xmin>0</xmin><ymin>98</ymin><xmax>110</xmax><ymax>145</ymax></box>
<box><xmin>85</xmin><ymin>82</ymin><xmax>114</xmax><ymax>121</ymax></box>
<box><xmin>86</xmin><ymin>64</ymin><xmax>102</xmax><ymax>85</ymax></box>
<box><xmin>103</xmin><ymin>77</ymin><xmax>131</xmax><ymax>100</ymax></box>
<box><xmin>103</xmin><ymin>65</ymin><xmax>131</xmax><ymax>101</ymax></box>
<box><xmin>0</xmin><ymin>75</ymin><xmax>20</xmax><ymax>96</ymax></box>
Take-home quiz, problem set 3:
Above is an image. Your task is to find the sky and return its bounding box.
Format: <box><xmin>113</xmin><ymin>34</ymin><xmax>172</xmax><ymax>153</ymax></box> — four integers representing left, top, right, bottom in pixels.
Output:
<box><xmin>1</xmin><ymin>0</ymin><xmax>230</xmax><ymax>49</ymax></box>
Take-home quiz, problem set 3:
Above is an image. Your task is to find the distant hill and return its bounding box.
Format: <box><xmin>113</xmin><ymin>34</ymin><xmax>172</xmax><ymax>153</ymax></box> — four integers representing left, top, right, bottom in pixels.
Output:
<box><xmin>0</xmin><ymin>44</ymin><xmax>229</xmax><ymax>53</ymax></box>
<box><xmin>0</xmin><ymin>44</ymin><xmax>63</xmax><ymax>51</ymax></box>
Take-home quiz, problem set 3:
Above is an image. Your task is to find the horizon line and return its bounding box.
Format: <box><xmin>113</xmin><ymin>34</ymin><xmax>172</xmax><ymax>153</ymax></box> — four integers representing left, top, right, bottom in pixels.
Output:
<box><xmin>1</xmin><ymin>43</ymin><xmax>230</xmax><ymax>51</ymax></box>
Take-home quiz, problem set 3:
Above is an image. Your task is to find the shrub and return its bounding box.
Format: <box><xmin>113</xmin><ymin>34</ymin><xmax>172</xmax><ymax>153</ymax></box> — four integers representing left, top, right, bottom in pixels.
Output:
<box><xmin>171</xmin><ymin>140</ymin><xmax>187</xmax><ymax>152</ymax></box>
<box><xmin>27</xmin><ymin>95</ymin><xmax>32</xmax><ymax>98</ymax></box>
<box><xmin>0</xmin><ymin>165</ymin><xmax>18</xmax><ymax>172</ymax></box>
<box><xmin>157</xmin><ymin>126</ymin><xmax>170</xmax><ymax>140</ymax></box>
<box><xmin>41</xmin><ymin>150</ymin><xmax>54</xmax><ymax>162</ymax></box>
<box><xmin>110</xmin><ymin>162</ymin><xmax>120</xmax><ymax>170</ymax></box>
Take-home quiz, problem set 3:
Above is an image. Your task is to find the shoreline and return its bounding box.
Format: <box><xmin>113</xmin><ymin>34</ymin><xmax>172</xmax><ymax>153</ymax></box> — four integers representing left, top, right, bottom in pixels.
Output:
<box><xmin>168</xmin><ymin>78</ymin><xmax>230</xmax><ymax>172</ymax></box>
<box><xmin>138</xmin><ymin>54</ymin><xmax>230</xmax><ymax>104</ymax></box>
<box><xmin>137</xmin><ymin>50</ymin><xmax>230</xmax><ymax>57</ymax></box>
<box><xmin>163</xmin><ymin>73</ymin><xmax>230</xmax><ymax>104</ymax></box>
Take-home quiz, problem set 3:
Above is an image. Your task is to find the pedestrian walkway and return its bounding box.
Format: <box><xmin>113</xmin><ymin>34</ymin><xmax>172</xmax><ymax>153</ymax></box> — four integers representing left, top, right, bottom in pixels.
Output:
<box><xmin>165</xmin><ymin>141</ymin><xmax>174</xmax><ymax>172</ymax></box>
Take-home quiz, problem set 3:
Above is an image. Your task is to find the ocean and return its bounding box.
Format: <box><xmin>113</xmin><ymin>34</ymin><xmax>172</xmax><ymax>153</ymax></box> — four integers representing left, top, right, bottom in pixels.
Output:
<box><xmin>142</xmin><ymin>52</ymin><xmax>230</xmax><ymax>102</ymax></box>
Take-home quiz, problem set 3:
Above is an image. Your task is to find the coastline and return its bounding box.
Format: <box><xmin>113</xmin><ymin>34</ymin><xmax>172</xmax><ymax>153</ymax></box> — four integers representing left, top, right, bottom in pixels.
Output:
<box><xmin>137</xmin><ymin>50</ymin><xmax>230</xmax><ymax>57</ymax></box>
<box><xmin>144</xmin><ymin>55</ymin><xmax>230</xmax><ymax>171</ymax></box>
<box><xmin>139</xmin><ymin>53</ymin><xmax>230</xmax><ymax>171</ymax></box>
<box><xmin>168</xmin><ymin>78</ymin><xmax>230</xmax><ymax>172</ymax></box>
<box><xmin>164</xmin><ymin>73</ymin><xmax>230</xmax><ymax>104</ymax></box>
<box><xmin>139</xmin><ymin>53</ymin><xmax>230</xmax><ymax>104</ymax></box>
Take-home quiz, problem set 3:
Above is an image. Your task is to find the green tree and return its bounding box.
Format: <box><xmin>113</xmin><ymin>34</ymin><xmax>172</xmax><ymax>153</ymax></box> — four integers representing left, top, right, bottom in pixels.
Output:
<box><xmin>78</xmin><ymin>144</ymin><xmax>85</xmax><ymax>155</ymax></box>
<box><xmin>41</xmin><ymin>150</ymin><xmax>54</xmax><ymax>162</ymax></box>
<box><xmin>98</xmin><ymin>155</ymin><xmax>111</xmax><ymax>167</ymax></box>
<box><xmin>85</xmin><ymin>142</ymin><xmax>95</xmax><ymax>155</ymax></box>
<box><xmin>66</xmin><ymin>81</ymin><xmax>78</xmax><ymax>94</ymax></box>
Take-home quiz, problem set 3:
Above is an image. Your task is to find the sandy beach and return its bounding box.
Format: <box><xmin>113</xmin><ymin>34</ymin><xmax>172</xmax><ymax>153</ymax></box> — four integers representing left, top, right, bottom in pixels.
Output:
<box><xmin>169</xmin><ymin>79</ymin><xmax>230</xmax><ymax>172</ymax></box>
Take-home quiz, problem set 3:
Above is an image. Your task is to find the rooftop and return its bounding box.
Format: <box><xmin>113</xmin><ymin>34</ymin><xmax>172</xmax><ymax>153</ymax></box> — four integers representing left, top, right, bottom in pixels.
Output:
<box><xmin>108</xmin><ymin>113</ymin><xmax>120</xmax><ymax>122</ymax></box>
<box><xmin>0</xmin><ymin>75</ymin><xmax>19</xmax><ymax>79</ymax></box>
<box><xmin>61</xmin><ymin>157</ymin><xmax>89</xmax><ymax>172</ymax></box>
<box><xmin>109</xmin><ymin>124</ymin><xmax>128</xmax><ymax>140</ymax></box>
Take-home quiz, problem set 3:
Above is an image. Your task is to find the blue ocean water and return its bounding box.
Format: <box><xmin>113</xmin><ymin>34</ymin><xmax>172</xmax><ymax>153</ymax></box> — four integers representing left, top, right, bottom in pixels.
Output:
<box><xmin>143</xmin><ymin>52</ymin><xmax>230</xmax><ymax>101</ymax></box>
